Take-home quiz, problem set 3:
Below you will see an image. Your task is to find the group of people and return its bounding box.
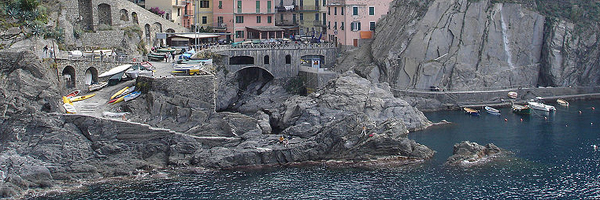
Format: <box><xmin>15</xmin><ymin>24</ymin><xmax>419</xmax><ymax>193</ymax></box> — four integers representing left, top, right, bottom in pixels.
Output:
<box><xmin>42</xmin><ymin>45</ymin><xmax>55</xmax><ymax>58</ymax></box>
<box><xmin>278</xmin><ymin>135</ymin><xmax>290</xmax><ymax>147</ymax></box>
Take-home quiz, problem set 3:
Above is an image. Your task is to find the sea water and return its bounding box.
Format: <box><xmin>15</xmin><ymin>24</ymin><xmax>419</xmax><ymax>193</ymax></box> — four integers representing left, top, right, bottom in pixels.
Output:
<box><xmin>40</xmin><ymin>100</ymin><xmax>600</xmax><ymax>199</ymax></box>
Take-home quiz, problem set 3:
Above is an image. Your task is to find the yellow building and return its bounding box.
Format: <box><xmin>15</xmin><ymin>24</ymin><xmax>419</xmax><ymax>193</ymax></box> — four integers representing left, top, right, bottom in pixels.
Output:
<box><xmin>193</xmin><ymin>0</ymin><xmax>214</xmax><ymax>31</ymax></box>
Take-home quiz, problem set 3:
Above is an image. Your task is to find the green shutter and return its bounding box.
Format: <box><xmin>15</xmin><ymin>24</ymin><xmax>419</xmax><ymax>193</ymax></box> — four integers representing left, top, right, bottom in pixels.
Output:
<box><xmin>256</xmin><ymin>1</ymin><xmax>260</xmax><ymax>13</ymax></box>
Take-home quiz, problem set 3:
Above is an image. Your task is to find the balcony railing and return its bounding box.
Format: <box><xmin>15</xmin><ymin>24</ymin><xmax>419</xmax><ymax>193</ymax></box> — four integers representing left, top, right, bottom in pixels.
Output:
<box><xmin>275</xmin><ymin>20</ymin><xmax>298</xmax><ymax>26</ymax></box>
<box><xmin>275</xmin><ymin>5</ymin><xmax>297</xmax><ymax>12</ymax></box>
<box><xmin>212</xmin><ymin>22</ymin><xmax>227</xmax><ymax>29</ymax></box>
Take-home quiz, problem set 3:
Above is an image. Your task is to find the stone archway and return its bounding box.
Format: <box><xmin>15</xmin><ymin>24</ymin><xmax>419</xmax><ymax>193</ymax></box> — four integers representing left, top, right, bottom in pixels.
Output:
<box><xmin>132</xmin><ymin>12</ymin><xmax>139</xmax><ymax>24</ymax></box>
<box><xmin>84</xmin><ymin>67</ymin><xmax>98</xmax><ymax>85</ymax></box>
<box><xmin>78</xmin><ymin>0</ymin><xmax>93</xmax><ymax>30</ymax></box>
<box><xmin>62</xmin><ymin>66</ymin><xmax>76</xmax><ymax>89</ymax></box>
<box><xmin>98</xmin><ymin>3</ymin><xmax>112</xmax><ymax>26</ymax></box>
<box><xmin>153</xmin><ymin>22</ymin><xmax>163</xmax><ymax>33</ymax></box>
<box><xmin>120</xmin><ymin>9</ymin><xmax>129</xmax><ymax>21</ymax></box>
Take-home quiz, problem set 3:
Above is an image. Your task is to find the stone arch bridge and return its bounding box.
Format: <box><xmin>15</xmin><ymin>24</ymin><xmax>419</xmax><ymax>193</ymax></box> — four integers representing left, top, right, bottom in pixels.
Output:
<box><xmin>55</xmin><ymin>59</ymin><xmax>129</xmax><ymax>92</ymax></box>
<box><xmin>211</xmin><ymin>43</ymin><xmax>338</xmax><ymax>79</ymax></box>
<box><xmin>62</xmin><ymin>0</ymin><xmax>187</xmax><ymax>48</ymax></box>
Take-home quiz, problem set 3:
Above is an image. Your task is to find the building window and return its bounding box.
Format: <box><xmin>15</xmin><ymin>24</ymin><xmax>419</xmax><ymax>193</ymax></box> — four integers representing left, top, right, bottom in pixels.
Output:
<box><xmin>300</xmin><ymin>13</ymin><xmax>303</xmax><ymax>21</ymax></box>
<box><xmin>177</xmin><ymin>8</ymin><xmax>180</xmax><ymax>16</ymax></box>
<box><xmin>236</xmin><ymin>31</ymin><xmax>244</xmax><ymax>38</ymax></box>
<box><xmin>267</xmin><ymin>1</ymin><xmax>272</xmax><ymax>13</ymax></box>
<box><xmin>315</xmin><ymin>13</ymin><xmax>319</xmax><ymax>20</ymax></box>
<box><xmin>352</xmin><ymin>6</ymin><xmax>358</xmax><ymax>15</ymax></box>
<box><xmin>292</xmin><ymin>14</ymin><xmax>296</xmax><ymax>24</ymax></box>
<box><xmin>351</xmin><ymin>21</ymin><xmax>361</xmax><ymax>31</ymax></box>
<box><xmin>328</xmin><ymin>21</ymin><xmax>330</xmax><ymax>29</ymax></box>
<box><xmin>285</xmin><ymin>55</ymin><xmax>291</xmax><ymax>64</ymax></box>
<box><xmin>341</xmin><ymin>7</ymin><xmax>344</xmax><ymax>15</ymax></box>
<box><xmin>267</xmin><ymin>16</ymin><xmax>272</xmax><ymax>23</ymax></box>
<box><xmin>236</xmin><ymin>16</ymin><xmax>244</xmax><ymax>23</ymax></box>
<box><xmin>264</xmin><ymin>55</ymin><xmax>270</xmax><ymax>64</ymax></box>
<box><xmin>200</xmin><ymin>0</ymin><xmax>209</xmax><ymax>8</ymax></box>
<box><xmin>219</xmin><ymin>1</ymin><xmax>222</xmax><ymax>9</ymax></box>
<box><xmin>334</xmin><ymin>7</ymin><xmax>337</xmax><ymax>15</ymax></box>
<box><xmin>334</xmin><ymin>21</ymin><xmax>338</xmax><ymax>30</ymax></box>
<box><xmin>323</xmin><ymin>13</ymin><xmax>326</xmax><ymax>26</ymax></box>
<box><xmin>369</xmin><ymin>21</ymin><xmax>375</xmax><ymax>30</ymax></box>
<box><xmin>340</xmin><ymin>22</ymin><xmax>344</xmax><ymax>30</ymax></box>
<box><xmin>369</xmin><ymin>6</ymin><xmax>374</xmax><ymax>15</ymax></box>
<box><xmin>328</xmin><ymin>7</ymin><xmax>330</xmax><ymax>15</ymax></box>
<box><xmin>237</xmin><ymin>1</ymin><xmax>242</xmax><ymax>13</ymax></box>
<box><xmin>202</xmin><ymin>16</ymin><xmax>207</xmax><ymax>24</ymax></box>
<box><xmin>323</xmin><ymin>0</ymin><xmax>326</xmax><ymax>6</ymax></box>
<box><xmin>257</xmin><ymin>16</ymin><xmax>261</xmax><ymax>23</ymax></box>
<box><xmin>256</xmin><ymin>1</ymin><xmax>260</xmax><ymax>13</ymax></box>
<box><xmin>218</xmin><ymin>16</ymin><xmax>224</xmax><ymax>25</ymax></box>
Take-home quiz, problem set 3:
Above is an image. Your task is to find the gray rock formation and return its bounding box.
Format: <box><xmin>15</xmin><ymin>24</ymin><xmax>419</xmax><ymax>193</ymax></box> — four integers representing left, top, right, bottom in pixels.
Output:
<box><xmin>446</xmin><ymin>141</ymin><xmax>502</xmax><ymax>166</ymax></box>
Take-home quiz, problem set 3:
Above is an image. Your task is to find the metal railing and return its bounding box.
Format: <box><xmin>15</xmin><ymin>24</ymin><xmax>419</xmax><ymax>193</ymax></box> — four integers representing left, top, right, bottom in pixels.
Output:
<box><xmin>208</xmin><ymin>42</ymin><xmax>336</xmax><ymax>51</ymax></box>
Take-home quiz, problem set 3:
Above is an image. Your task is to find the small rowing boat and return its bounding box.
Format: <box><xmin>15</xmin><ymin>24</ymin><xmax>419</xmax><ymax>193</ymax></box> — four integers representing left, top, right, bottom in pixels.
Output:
<box><xmin>485</xmin><ymin>106</ymin><xmax>501</xmax><ymax>115</ymax></box>
<box><xmin>557</xmin><ymin>99</ymin><xmax>569</xmax><ymax>107</ymax></box>
<box><xmin>464</xmin><ymin>107</ymin><xmax>480</xmax><ymax>116</ymax></box>
<box><xmin>88</xmin><ymin>82</ymin><xmax>108</xmax><ymax>92</ymax></box>
<box><xmin>508</xmin><ymin>91</ymin><xmax>518</xmax><ymax>99</ymax></box>
<box><xmin>512</xmin><ymin>104</ymin><xmax>532</xmax><ymax>115</ymax></box>
<box><xmin>65</xmin><ymin>90</ymin><xmax>81</xmax><ymax>98</ymax></box>
<box><xmin>528</xmin><ymin>101</ymin><xmax>556</xmax><ymax>112</ymax></box>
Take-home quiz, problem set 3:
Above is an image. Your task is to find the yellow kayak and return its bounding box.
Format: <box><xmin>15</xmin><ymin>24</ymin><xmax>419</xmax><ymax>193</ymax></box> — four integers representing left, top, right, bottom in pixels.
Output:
<box><xmin>110</xmin><ymin>96</ymin><xmax>125</xmax><ymax>104</ymax></box>
<box><xmin>62</xmin><ymin>96</ymin><xmax>73</xmax><ymax>105</ymax></box>
<box><xmin>70</xmin><ymin>93</ymin><xmax>96</xmax><ymax>102</ymax></box>
<box><xmin>111</xmin><ymin>86</ymin><xmax>129</xmax><ymax>100</ymax></box>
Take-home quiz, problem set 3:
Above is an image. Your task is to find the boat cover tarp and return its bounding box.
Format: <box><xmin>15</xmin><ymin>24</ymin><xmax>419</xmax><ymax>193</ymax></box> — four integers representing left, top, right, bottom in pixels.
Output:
<box><xmin>99</xmin><ymin>64</ymin><xmax>132</xmax><ymax>78</ymax></box>
<box><xmin>108</xmin><ymin>71</ymin><xmax>125</xmax><ymax>86</ymax></box>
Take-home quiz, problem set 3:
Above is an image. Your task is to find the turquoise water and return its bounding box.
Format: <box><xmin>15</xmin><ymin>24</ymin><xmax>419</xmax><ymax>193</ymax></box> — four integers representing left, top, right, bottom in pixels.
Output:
<box><xmin>41</xmin><ymin>100</ymin><xmax>600</xmax><ymax>199</ymax></box>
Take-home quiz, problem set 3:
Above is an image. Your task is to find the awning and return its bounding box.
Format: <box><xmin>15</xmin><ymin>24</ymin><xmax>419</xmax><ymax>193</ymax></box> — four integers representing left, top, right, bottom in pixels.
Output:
<box><xmin>170</xmin><ymin>34</ymin><xmax>220</xmax><ymax>39</ymax></box>
<box><xmin>246</xmin><ymin>26</ymin><xmax>285</xmax><ymax>32</ymax></box>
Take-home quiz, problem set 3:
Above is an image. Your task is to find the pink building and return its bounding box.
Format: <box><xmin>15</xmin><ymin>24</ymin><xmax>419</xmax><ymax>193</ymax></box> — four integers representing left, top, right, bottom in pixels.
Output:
<box><xmin>213</xmin><ymin>0</ymin><xmax>283</xmax><ymax>42</ymax></box>
<box><xmin>326</xmin><ymin>0</ymin><xmax>392</xmax><ymax>47</ymax></box>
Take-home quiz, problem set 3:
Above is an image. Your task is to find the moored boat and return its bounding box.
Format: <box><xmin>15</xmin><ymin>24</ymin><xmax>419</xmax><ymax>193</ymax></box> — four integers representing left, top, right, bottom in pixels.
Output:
<box><xmin>463</xmin><ymin>107</ymin><xmax>480</xmax><ymax>116</ymax></box>
<box><xmin>512</xmin><ymin>104</ymin><xmax>532</xmax><ymax>115</ymax></box>
<box><xmin>527</xmin><ymin>101</ymin><xmax>556</xmax><ymax>112</ymax></box>
<box><xmin>484</xmin><ymin>106</ymin><xmax>501</xmax><ymax>115</ymax></box>
<box><xmin>557</xmin><ymin>99</ymin><xmax>569</xmax><ymax>107</ymax></box>
<box><xmin>508</xmin><ymin>92</ymin><xmax>518</xmax><ymax>99</ymax></box>
<box><xmin>88</xmin><ymin>82</ymin><xmax>108</xmax><ymax>92</ymax></box>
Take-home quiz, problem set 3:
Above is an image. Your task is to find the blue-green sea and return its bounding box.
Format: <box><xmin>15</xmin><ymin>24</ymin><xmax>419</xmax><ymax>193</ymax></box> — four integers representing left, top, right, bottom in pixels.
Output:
<box><xmin>40</xmin><ymin>100</ymin><xmax>600</xmax><ymax>199</ymax></box>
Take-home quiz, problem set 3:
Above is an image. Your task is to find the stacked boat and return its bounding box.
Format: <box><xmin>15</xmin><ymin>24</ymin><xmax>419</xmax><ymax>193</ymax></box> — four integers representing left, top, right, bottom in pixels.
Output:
<box><xmin>108</xmin><ymin>86</ymin><xmax>141</xmax><ymax>104</ymax></box>
<box><xmin>62</xmin><ymin>90</ymin><xmax>97</xmax><ymax>114</ymax></box>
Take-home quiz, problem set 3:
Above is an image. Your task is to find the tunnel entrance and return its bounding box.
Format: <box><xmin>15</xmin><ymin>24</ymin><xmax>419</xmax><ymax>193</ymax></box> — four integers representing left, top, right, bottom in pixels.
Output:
<box><xmin>224</xmin><ymin>67</ymin><xmax>274</xmax><ymax>112</ymax></box>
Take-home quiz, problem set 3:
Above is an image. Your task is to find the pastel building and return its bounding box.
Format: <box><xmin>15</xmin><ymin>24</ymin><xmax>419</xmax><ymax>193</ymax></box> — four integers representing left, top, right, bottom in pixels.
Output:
<box><xmin>145</xmin><ymin>0</ymin><xmax>195</xmax><ymax>28</ymax></box>
<box><xmin>274</xmin><ymin>0</ymin><xmax>326</xmax><ymax>38</ymax></box>
<box><xmin>193</xmin><ymin>0</ymin><xmax>214</xmax><ymax>31</ymax></box>
<box><xmin>326</xmin><ymin>0</ymin><xmax>392</xmax><ymax>47</ymax></box>
<box><xmin>213</xmin><ymin>0</ymin><xmax>282</xmax><ymax>42</ymax></box>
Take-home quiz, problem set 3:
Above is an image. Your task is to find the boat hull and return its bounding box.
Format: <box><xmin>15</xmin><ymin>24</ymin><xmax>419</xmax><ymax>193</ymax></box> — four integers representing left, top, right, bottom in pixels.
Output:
<box><xmin>528</xmin><ymin>102</ymin><xmax>556</xmax><ymax>112</ymax></box>
<box><xmin>512</xmin><ymin>105</ymin><xmax>532</xmax><ymax>115</ymax></box>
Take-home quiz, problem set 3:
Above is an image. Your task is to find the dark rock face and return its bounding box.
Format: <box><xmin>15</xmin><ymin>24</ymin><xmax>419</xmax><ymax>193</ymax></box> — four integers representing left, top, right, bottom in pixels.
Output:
<box><xmin>446</xmin><ymin>141</ymin><xmax>502</xmax><ymax>166</ymax></box>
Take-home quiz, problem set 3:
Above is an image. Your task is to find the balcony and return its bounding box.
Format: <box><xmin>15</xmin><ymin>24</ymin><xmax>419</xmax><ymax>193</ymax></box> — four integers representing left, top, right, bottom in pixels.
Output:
<box><xmin>313</xmin><ymin>20</ymin><xmax>325</xmax><ymax>27</ymax></box>
<box><xmin>275</xmin><ymin>5</ymin><xmax>297</xmax><ymax>12</ymax></box>
<box><xmin>212</xmin><ymin>23</ymin><xmax>227</xmax><ymax>30</ymax></box>
<box><xmin>326</xmin><ymin>0</ymin><xmax>344</xmax><ymax>6</ymax></box>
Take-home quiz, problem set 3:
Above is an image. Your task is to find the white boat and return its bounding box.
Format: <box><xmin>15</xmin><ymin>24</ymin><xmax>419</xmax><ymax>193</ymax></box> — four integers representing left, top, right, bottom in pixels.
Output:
<box><xmin>102</xmin><ymin>111</ymin><xmax>129</xmax><ymax>118</ymax></box>
<box><xmin>557</xmin><ymin>99</ymin><xmax>569</xmax><ymax>107</ymax></box>
<box><xmin>88</xmin><ymin>82</ymin><xmax>108</xmax><ymax>92</ymax></box>
<box><xmin>527</xmin><ymin>101</ymin><xmax>556</xmax><ymax>112</ymax></box>
<box><xmin>508</xmin><ymin>92</ymin><xmax>518</xmax><ymax>99</ymax></box>
<box><xmin>484</xmin><ymin>106</ymin><xmax>501</xmax><ymax>115</ymax></box>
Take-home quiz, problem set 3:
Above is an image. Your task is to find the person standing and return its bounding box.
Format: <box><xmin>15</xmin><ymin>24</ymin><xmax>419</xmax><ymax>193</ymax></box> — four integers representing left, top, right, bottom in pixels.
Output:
<box><xmin>43</xmin><ymin>45</ymin><xmax>48</xmax><ymax>58</ymax></box>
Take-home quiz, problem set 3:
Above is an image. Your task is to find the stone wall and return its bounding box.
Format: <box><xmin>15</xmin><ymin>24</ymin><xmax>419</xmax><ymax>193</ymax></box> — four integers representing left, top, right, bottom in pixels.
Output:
<box><xmin>55</xmin><ymin>59</ymin><xmax>122</xmax><ymax>92</ymax></box>
<box><xmin>299</xmin><ymin>66</ymin><xmax>338</xmax><ymax>93</ymax></box>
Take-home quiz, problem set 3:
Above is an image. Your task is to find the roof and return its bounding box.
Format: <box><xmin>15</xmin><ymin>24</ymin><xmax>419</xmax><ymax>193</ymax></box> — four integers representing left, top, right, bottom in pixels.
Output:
<box><xmin>246</xmin><ymin>26</ymin><xmax>285</xmax><ymax>32</ymax></box>
<box><xmin>170</xmin><ymin>34</ymin><xmax>220</xmax><ymax>39</ymax></box>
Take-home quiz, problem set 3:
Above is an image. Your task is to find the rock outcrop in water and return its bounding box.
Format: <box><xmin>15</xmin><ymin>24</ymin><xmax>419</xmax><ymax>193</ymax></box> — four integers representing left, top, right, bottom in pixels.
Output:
<box><xmin>445</xmin><ymin>141</ymin><xmax>502</xmax><ymax>166</ymax></box>
<box><xmin>343</xmin><ymin>0</ymin><xmax>600</xmax><ymax>91</ymax></box>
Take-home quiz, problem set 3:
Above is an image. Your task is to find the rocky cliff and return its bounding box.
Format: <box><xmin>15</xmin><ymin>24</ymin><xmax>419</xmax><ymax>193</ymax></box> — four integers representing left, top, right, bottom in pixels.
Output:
<box><xmin>360</xmin><ymin>0</ymin><xmax>600</xmax><ymax>91</ymax></box>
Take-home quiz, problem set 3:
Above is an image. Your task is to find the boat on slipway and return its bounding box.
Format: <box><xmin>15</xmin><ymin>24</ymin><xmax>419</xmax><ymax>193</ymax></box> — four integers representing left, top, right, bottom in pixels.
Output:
<box><xmin>463</xmin><ymin>107</ymin><xmax>480</xmax><ymax>116</ymax></box>
<box><xmin>528</xmin><ymin>101</ymin><xmax>556</xmax><ymax>112</ymax></box>
<box><xmin>512</xmin><ymin>104</ymin><xmax>532</xmax><ymax>115</ymax></box>
<box><xmin>484</xmin><ymin>106</ymin><xmax>501</xmax><ymax>115</ymax></box>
